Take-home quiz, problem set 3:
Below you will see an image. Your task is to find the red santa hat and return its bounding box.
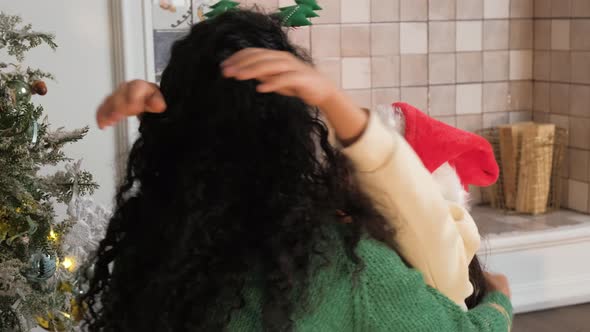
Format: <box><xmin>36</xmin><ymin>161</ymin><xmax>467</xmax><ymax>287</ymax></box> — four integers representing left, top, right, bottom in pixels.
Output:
<box><xmin>392</xmin><ymin>102</ymin><xmax>499</xmax><ymax>191</ymax></box>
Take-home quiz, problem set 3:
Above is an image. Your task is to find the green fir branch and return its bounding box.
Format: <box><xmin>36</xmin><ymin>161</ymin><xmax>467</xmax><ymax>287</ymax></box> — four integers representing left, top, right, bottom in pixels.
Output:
<box><xmin>0</xmin><ymin>12</ymin><xmax>57</xmax><ymax>62</ymax></box>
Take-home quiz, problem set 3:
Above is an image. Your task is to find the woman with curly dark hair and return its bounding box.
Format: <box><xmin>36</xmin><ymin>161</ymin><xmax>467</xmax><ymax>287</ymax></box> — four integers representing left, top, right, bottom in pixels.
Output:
<box><xmin>87</xmin><ymin>9</ymin><xmax>512</xmax><ymax>332</ymax></box>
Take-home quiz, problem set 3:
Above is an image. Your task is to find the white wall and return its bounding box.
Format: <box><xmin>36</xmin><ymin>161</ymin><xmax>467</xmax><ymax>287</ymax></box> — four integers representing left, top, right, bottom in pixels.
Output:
<box><xmin>2</xmin><ymin>0</ymin><xmax>117</xmax><ymax>206</ymax></box>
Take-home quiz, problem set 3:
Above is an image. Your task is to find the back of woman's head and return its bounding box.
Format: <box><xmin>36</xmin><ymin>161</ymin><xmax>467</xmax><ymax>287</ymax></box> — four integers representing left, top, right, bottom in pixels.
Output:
<box><xmin>83</xmin><ymin>9</ymin><xmax>387</xmax><ymax>331</ymax></box>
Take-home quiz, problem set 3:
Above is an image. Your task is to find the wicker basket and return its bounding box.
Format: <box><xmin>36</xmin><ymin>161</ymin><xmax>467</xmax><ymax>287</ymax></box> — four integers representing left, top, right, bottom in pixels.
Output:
<box><xmin>477</xmin><ymin>125</ymin><xmax>568</xmax><ymax>214</ymax></box>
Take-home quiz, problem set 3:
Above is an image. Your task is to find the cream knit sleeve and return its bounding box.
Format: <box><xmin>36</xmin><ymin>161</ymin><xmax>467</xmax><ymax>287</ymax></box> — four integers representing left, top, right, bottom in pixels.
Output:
<box><xmin>340</xmin><ymin>112</ymin><xmax>479</xmax><ymax>307</ymax></box>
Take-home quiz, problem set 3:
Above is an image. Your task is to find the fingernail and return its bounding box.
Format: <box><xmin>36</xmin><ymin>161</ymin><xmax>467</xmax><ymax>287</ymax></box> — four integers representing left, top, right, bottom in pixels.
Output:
<box><xmin>223</xmin><ymin>67</ymin><xmax>235</xmax><ymax>76</ymax></box>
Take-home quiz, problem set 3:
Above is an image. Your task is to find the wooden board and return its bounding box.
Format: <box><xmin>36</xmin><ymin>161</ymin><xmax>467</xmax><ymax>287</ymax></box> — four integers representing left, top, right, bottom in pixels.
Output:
<box><xmin>498</xmin><ymin>122</ymin><xmax>534</xmax><ymax>209</ymax></box>
<box><xmin>515</xmin><ymin>124</ymin><xmax>556</xmax><ymax>214</ymax></box>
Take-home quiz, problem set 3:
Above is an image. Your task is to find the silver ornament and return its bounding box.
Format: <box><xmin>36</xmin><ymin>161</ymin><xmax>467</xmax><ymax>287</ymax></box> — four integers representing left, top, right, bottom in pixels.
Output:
<box><xmin>22</xmin><ymin>252</ymin><xmax>57</xmax><ymax>283</ymax></box>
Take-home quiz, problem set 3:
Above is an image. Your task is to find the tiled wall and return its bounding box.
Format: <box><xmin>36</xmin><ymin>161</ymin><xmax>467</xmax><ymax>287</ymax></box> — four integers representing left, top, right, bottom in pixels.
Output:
<box><xmin>239</xmin><ymin>0</ymin><xmax>590</xmax><ymax>213</ymax></box>
<box><xmin>532</xmin><ymin>0</ymin><xmax>590</xmax><ymax>213</ymax></box>
<box><xmin>273</xmin><ymin>0</ymin><xmax>535</xmax><ymax>133</ymax></box>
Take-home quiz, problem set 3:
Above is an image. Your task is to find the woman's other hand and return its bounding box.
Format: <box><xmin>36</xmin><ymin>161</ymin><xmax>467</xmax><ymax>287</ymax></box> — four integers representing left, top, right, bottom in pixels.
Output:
<box><xmin>96</xmin><ymin>80</ymin><xmax>166</xmax><ymax>129</ymax></box>
<box><xmin>484</xmin><ymin>272</ymin><xmax>512</xmax><ymax>299</ymax></box>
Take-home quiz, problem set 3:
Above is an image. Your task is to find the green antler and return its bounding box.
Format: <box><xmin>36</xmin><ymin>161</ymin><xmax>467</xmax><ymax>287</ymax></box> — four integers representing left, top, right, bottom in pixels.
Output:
<box><xmin>204</xmin><ymin>0</ymin><xmax>322</xmax><ymax>27</ymax></box>
<box><xmin>278</xmin><ymin>0</ymin><xmax>322</xmax><ymax>27</ymax></box>
<box><xmin>204</xmin><ymin>0</ymin><xmax>240</xmax><ymax>19</ymax></box>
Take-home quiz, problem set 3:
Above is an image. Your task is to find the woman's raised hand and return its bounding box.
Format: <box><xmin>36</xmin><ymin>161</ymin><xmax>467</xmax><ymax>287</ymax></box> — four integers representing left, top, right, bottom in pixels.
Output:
<box><xmin>222</xmin><ymin>48</ymin><xmax>338</xmax><ymax>108</ymax></box>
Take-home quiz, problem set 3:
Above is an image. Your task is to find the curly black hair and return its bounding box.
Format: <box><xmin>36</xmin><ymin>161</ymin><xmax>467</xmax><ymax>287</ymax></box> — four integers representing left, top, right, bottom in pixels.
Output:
<box><xmin>83</xmin><ymin>9</ymin><xmax>487</xmax><ymax>331</ymax></box>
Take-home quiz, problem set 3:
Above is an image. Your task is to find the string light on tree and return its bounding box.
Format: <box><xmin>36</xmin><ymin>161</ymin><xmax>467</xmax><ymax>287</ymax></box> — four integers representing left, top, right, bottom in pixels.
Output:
<box><xmin>48</xmin><ymin>229</ymin><xmax>58</xmax><ymax>241</ymax></box>
<box><xmin>61</xmin><ymin>257</ymin><xmax>75</xmax><ymax>272</ymax></box>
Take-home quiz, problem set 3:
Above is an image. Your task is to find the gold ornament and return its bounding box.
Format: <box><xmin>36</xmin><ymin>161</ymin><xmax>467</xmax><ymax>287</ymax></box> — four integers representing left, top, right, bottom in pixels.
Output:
<box><xmin>35</xmin><ymin>312</ymin><xmax>67</xmax><ymax>332</ymax></box>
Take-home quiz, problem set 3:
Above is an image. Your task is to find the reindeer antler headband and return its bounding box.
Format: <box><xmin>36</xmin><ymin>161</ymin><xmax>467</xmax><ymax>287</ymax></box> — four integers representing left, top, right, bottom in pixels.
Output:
<box><xmin>205</xmin><ymin>0</ymin><xmax>322</xmax><ymax>27</ymax></box>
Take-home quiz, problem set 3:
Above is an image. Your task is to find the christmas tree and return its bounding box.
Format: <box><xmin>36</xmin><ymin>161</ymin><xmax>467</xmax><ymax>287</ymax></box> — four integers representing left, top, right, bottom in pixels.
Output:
<box><xmin>204</xmin><ymin>0</ymin><xmax>240</xmax><ymax>19</ymax></box>
<box><xmin>0</xmin><ymin>12</ymin><xmax>103</xmax><ymax>331</ymax></box>
<box><xmin>278</xmin><ymin>0</ymin><xmax>323</xmax><ymax>27</ymax></box>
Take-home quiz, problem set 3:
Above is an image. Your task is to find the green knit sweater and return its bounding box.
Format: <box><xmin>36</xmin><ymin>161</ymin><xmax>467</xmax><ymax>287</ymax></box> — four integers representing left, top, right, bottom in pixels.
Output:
<box><xmin>228</xmin><ymin>232</ymin><xmax>513</xmax><ymax>331</ymax></box>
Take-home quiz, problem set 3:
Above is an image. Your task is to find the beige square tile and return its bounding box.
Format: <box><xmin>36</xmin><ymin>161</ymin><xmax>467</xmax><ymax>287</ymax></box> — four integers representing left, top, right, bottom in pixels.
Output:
<box><xmin>571</xmin><ymin>52</ymin><xmax>590</xmax><ymax>84</ymax></box>
<box><xmin>533</xmin><ymin>111</ymin><xmax>550</xmax><ymax>122</ymax></box>
<box><xmin>315</xmin><ymin>58</ymin><xmax>342</xmax><ymax>88</ymax></box>
<box><xmin>289</xmin><ymin>26</ymin><xmax>310</xmax><ymax>51</ymax></box>
<box><xmin>484</xmin><ymin>0</ymin><xmax>510</xmax><ymax>18</ymax></box>
<box><xmin>510</xmin><ymin>0</ymin><xmax>533</xmax><ymax>18</ymax></box>
<box><xmin>341</xmin><ymin>25</ymin><xmax>370</xmax><ymax>57</ymax></box>
<box><xmin>400</xmin><ymin>0</ymin><xmax>428</xmax><ymax>21</ymax></box>
<box><xmin>549</xmin><ymin>115</ymin><xmax>570</xmax><ymax>145</ymax></box>
<box><xmin>457</xmin><ymin>21</ymin><xmax>483</xmax><ymax>52</ymax></box>
<box><xmin>509</xmin><ymin>111</ymin><xmax>532</xmax><ymax>123</ymax></box>
<box><xmin>371</xmin><ymin>23</ymin><xmax>400</xmax><ymax>56</ymax></box>
<box><xmin>551</xmin><ymin>51</ymin><xmax>571</xmax><ymax>82</ymax></box>
<box><xmin>429</xmin><ymin>22</ymin><xmax>456</xmax><ymax>53</ymax></box>
<box><xmin>429</xmin><ymin>85</ymin><xmax>457</xmax><ymax>116</ymax></box>
<box><xmin>534</xmin><ymin>51</ymin><xmax>551</xmax><ymax>81</ymax></box>
<box><xmin>561</xmin><ymin>177</ymin><xmax>570</xmax><ymax>208</ymax></box>
<box><xmin>562</xmin><ymin>150</ymin><xmax>571</xmax><ymax>178</ymax></box>
<box><xmin>371</xmin><ymin>0</ymin><xmax>399</xmax><ymax>22</ymax></box>
<box><xmin>456</xmin><ymin>114</ymin><xmax>483</xmax><ymax>132</ymax></box>
<box><xmin>429</xmin><ymin>0</ymin><xmax>455</xmax><ymax>20</ymax></box>
<box><xmin>456</xmin><ymin>52</ymin><xmax>483</xmax><ymax>83</ymax></box>
<box><xmin>509</xmin><ymin>19</ymin><xmax>533</xmax><ymax>49</ymax></box>
<box><xmin>509</xmin><ymin>50</ymin><xmax>533</xmax><ymax>80</ymax></box>
<box><xmin>456</xmin><ymin>84</ymin><xmax>483</xmax><ymax>114</ymax></box>
<box><xmin>571</xmin><ymin>20</ymin><xmax>590</xmax><ymax>50</ymax></box>
<box><xmin>401</xmin><ymin>87</ymin><xmax>428</xmax><ymax>112</ymax></box>
<box><xmin>534</xmin><ymin>82</ymin><xmax>551</xmax><ymax>112</ymax></box>
<box><xmin>509</xmin><ymin>81</ymin><xmax>533</xmax><ymax>111</ymax></box>
<box><xmin>483</xmin><ymin>82</ymin><xmax>509</xmax><ymax>112</ymax></box>
<box><xmin>533</xmin><ymin>110</ymin><xmax>550</xmax><ymax>122</ymax></box>
<box><xmin>550</xmin><ymin>83</ymin><xmax>570</xmax><ymax>114</ymax></box>
<box><xmin>483</xmin><ymin>20</ymin><xmax>509</xmax><ymax>50</ymax></box>
<box><xmin>346</xmin><ymin>89</ymin><xmax>372</xmax><ymax>108</ymax></box>
<box><xmin>535</xmin><ymin>0</ymin><xmax>552</xmax><ymax>17</ymax></box>
<box><xmin>311</xmin><ymin>25</ymin><xmax>341</xmax><ymax>57</ymax></box>
<box><xmin>534</xmin><ymin>20</ymin><xmax>552</xmax><ymax>50</ymax></box>
<box><xmin>400</xmin><ymin>23</ymin><xmax>428</xmax><ymax>54</ymax></box>
<box><xmin>400</xmin><ymin>55</ymin><xmax>428</xmax><ymax>86</ymax></box>
<box><xmin>310</xmin><ymin>0</ymin><xmax>340</xmax><ymax>24</ymax></box>
<box><xmin>371</xmin><ymin>56</ymin><xmax>400</xmax><ymax>87</ymax></box>
<box><xmin>483</xmin><ymin>51</ymin><xmax>509</xmax><ymax>81</ymax></box>
<box><xmin>551</xmin><ymin>20</ymin><xmax>571</xmax><ymax>50</ymax></box>
<box><xmin>372</xmin><ymin>88</ymin><xmax>401</xmax><ymax>109</ymax></box>
<box><xmin>432</xmin><ymin>115</ymin><xmax>457</xmax><ymax>127</ymax></box>
<box><xmin>457</xmin><ymin>0</ymin><xmax>483</xmax><ymax>19</ymax></box>
<box><xmin>569</xmin><ymin>149</ymin><xmax>590</xmax><ymax>182</ymax></box>
<box><xmin>551</xmin><ymin>114</ymin><xmax>572</xmax><ymax>131</ymax></box>
<box><xmin>570</xmin><ymin>116</ymin><xmax>590</xmax><ymax>149</ymax></box>
<box><xmin>341</xmin><ymin>0</ymin><xmax>370</xmax><ymax>23</ymax></box>
<box><xmin>552</xmin><ymin>0</ymin><xmax>572</xmax><ymax>17</ymax></box>
<box><xmin>573</xmin><ymin>0</ymin><xmax>590</xmax><ymax>17</ymax></box>
<box><xmin>429</xmin><ymin>53</ymin><xmax>455</xmax><ymax>84</ymax></box>
<box><xmin>570</xmin><ymin>84</ymin><xmax>590</xmax><ymax>117</ymax></box>
<box><xmin>568</xmin><ymin>180</ymin><xmax>589</xmax><ymax>212</ymax></box>
<box><xmin>342</xmin><ymin>57</ymin><xmax>372</xmax><ymax>89</ymax></box>
<box><xmin>483</xmin><ymin>112</ymin><xmax>510</xmax><ymax>127</ymax></box>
